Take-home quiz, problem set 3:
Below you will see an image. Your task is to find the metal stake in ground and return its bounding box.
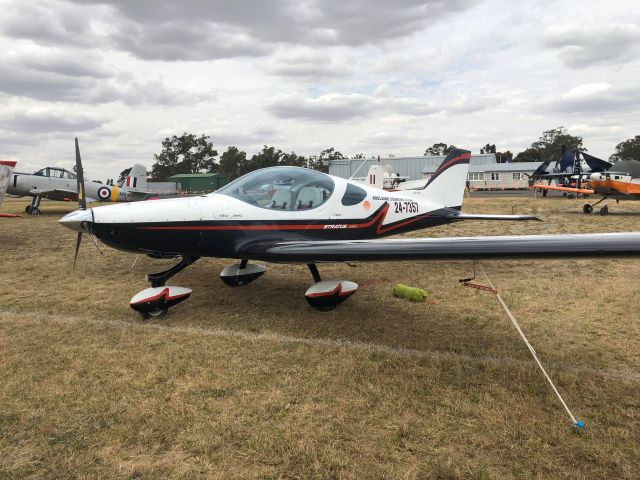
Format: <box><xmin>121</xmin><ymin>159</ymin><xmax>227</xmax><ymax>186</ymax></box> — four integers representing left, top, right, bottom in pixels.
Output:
<box><xmin>481</xmin><ymin>268</ymin><xmax>585</xmax><ymax>430</ymax></box>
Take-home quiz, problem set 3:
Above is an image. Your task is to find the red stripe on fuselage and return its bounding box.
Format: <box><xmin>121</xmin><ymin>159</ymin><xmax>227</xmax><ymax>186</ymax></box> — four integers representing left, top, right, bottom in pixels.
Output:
<box><xmin>139</xmin><ymin>204</ymin><xmax>389</xmax><ymax>232</ymax></box>
<box><xmin>135</xmin><ymin>202</ymin><xmax>436</xmax><ymax>236</ymax></box>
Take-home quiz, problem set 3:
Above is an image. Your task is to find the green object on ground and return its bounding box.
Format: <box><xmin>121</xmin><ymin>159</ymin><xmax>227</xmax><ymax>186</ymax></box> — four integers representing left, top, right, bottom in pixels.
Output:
<box><xmin>392</xmin><ymin>283</ymin><xmax>427</xmax><ymax>302</ymax></box>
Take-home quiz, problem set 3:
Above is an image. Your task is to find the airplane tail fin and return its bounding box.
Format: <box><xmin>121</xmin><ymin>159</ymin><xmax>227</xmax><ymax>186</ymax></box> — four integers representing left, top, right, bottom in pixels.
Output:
<box><xmin>124</xmin><ymin>164</ymin><xmax>148</xmax><ymax>191</ymax></box>
<box><xmin>0</xmin><ymin>160</ymin><xmax>17</xmax><ymax>207</ymax></box>
<box><xmin>414</xmin><ymin>148</ymin><xmax>471</xmax><ymax>208</ymax></box>
<box><xmin>365</xmin><ymin>164</ymin><xmax>385</xmax><ymax>190</ymax></box>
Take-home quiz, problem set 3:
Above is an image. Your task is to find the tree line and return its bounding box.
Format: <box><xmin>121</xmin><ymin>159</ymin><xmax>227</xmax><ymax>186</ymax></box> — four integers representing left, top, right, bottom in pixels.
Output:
<box><xmin>150</xmin><ymin>129</ymin><xmax>640</xmax><ymax>181</ymax></box>
<box><xmin>422</xmin><ymin>128</ymin><xmax>640</xmax><ymax>164</ymax></box>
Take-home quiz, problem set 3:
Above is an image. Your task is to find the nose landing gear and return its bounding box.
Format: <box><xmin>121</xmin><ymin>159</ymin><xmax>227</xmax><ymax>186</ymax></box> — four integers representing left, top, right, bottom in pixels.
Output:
<box><xmin>130</xmin><ymin>255</ymin><xmax>199</xmax><ymax>320</ymax></box>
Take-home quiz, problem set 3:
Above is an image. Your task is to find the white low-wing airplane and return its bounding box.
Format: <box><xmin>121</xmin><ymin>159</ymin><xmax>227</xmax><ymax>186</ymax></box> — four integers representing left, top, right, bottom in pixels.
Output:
<box><xmin>59</xmin><ymin>139</ymin><xmax>640</xmax><ymax>319</ymax></box>
<box><xmin>7</xmin><ymin>142</ymin><xmax>157</xmax><ymax>215</ymax></box>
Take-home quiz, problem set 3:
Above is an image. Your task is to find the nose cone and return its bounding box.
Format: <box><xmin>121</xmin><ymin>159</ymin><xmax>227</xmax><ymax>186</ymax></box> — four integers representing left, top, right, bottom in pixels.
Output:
<box><xmin>59</xmin><ymin>208</ymin><xmax>93</xmax><ymax>232</ymax></box>
<box><xmin>589</xmin><ymin>172</ymin><xmax>601</xmax><ymax>183</ymax></box>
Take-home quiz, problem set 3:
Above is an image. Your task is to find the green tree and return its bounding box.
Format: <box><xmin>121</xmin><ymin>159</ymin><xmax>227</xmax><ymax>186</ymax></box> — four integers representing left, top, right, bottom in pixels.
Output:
<box><xmin>243</xmin><ymin>145</ymin><xmax>285</xmax><ymax>175</ymax></box>
<box><xmin>496</xmin><ymin>150</ymin><xmax>513</xmax><ymax>163</ymax></box>
<box><xmin>513</xmin><ymin>127</ymin><xmax>584</xmax><ymax>162</ymax></box>
<box><xmin>151</xmin><ymin>133</ymin><xmax>218</xmax><ymax>180</ymax></box>
<box><xmin>424</xmin><ymin>143</ymin><xmax>456</xmax><ymax>156</ymax></box>
<box><xmin>219</xmin><ymin>146</ymin><xmax>248</xmax><ymax>180</ymax></box>
<box><xmin>513</xmin><ymin>147</ymin><xmax>542</xmax><ymax>162</ymax></box>
<box><xmin>307</xmin><ymin>147</ymin><xmax>344</xmax><ymax>173</ymax></box>
<box><xmin>480</xmin><ymin>143</ymin><xmax>496</xmax><ymax>154</ymax></box>
<box><xmin>530</xmin><ymin>126</ymin><xmax>584</xmax><ymax>160</ymax></box>
<box><xmin>609</xmin><ymin>135</ymin><xmax>640</xmax><ymax>163</ymax></box>
<box><xmin>117</xmin><ymin>167</ymin><xmax>131</xmax><ymax>186</ymax></box>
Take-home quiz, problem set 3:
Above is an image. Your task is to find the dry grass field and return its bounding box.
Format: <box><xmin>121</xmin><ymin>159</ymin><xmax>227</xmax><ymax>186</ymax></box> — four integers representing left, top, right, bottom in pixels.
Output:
<box><xmin>1</xmin><ymin>194</ymin><xmax>639</xmax><ymax>479</ymax></box>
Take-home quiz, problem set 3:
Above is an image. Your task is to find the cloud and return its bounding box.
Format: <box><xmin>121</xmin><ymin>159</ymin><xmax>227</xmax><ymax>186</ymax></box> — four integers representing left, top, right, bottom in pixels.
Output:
<box><xmin>0</xmin><ymin>106</ymin><xmax>105</xmax><ymax>133</ymax></box>
<box><xmin>267</xmin><ymin>89</ymin><xmax>499</xmax><ymax>121</ymax></box>
<box><xmin>266</xmin><ymin>48</ymin><xmax>352</xmax><ymax>79</ymax></box>
<box><xmin>543</xmin><ymin>23</ymin><xmax>640</xmax><ymax>68</ymax></box>
<box><xmin>0</xmin><ymin>50</ymin><xmax>208</xmax><ymax>105</ymax></box>
<box><xmin>541</xmin><ymin>82</ymin><xmax>640</xmax><ymax>114</ymax></box>
<box><xmin>268</xmin><ymin>92</ymin><xmax>375</xmax><ymax>121</ymax></box>
<box><xmin>0</xmin><ymin>0</ymin><xmax>478</xmax><ymax>61</ymax></box>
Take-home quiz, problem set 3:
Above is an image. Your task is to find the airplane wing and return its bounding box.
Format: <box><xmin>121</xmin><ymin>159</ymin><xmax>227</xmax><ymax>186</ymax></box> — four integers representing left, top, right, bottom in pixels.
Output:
<box><xmin>237</xmin><ymin>233</ymin><xmax>640</xmax><ymax>263</ymax></box>
<box><xmin>531</xmin><ymin>183</ymin><xmax>595</xmax><ymax>195</ymax></box>
<box><xmin>29</xmin><ymin>188</ymin><xmax>78</xmax><ymax>202</ymax></box>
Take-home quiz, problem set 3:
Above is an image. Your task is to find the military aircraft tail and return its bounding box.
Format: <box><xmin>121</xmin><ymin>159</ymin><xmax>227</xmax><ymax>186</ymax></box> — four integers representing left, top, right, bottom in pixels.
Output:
<box><xmin>414</xmin><ymin>148</ymin><xmax>471</xmax><ymax>208</ymax></box>
<box><xmin>0</xmin><ymin>160</ymin><xmax>17</xmax><ymax>207</ymax></box>
<box><xmin>122</xmin><ymin>164</ymin><xmax>148</xmax><ymax>191</ymax></box>
<box><xmin>364</xmin><ymin>164</ymin><xmax>385</xmax><ymax>190</ymax></box>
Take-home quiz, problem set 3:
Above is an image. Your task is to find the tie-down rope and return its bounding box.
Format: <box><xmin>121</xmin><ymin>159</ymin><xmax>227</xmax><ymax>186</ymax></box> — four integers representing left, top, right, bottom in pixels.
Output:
<box><xmin>481</xmin><ymin>268</ymin><xmax>584</xmax><ymax>429</ymax></box>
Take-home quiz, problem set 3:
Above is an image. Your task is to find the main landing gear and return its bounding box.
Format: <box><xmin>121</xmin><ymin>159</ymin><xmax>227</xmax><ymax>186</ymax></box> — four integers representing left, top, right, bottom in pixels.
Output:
<box><xmin>220</xmin><ymin>259</ymin><xmax>268</xmax><ymax>286</ymax></box>
<box><xmin>583</xmin><ymin>197</ymin><xmax>608</xmax><ymax>216</ymax></box>
<box><xmin>25</xmin><ymin>195</ymin><xmax>41</xmax><ymax>215</ymax></box>
<box><xmin>219</xmin><ymin>260</ymin><xmax>357</xmax><ymax>311</ymax></box>
<box><xmin>130</xmin><ymin>258</ymin><xmax>359</xmax><ymax>319</ymax></box>
<box><xmin>129</xmin><ymin>255</ymin><xmax>199</xmax><ymax>320</ymax></box>
<box><xmin>304</xmin><ymin>263</ymin><xmax>358</xmax><ymax>311</ymax></box>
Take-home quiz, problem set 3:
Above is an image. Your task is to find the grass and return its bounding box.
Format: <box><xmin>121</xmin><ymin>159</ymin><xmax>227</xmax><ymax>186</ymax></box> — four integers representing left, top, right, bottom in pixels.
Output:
<box><xmin>0</xmin><ymin>195</ymin><xmax>639</xmax><ymax>479</ymax></box>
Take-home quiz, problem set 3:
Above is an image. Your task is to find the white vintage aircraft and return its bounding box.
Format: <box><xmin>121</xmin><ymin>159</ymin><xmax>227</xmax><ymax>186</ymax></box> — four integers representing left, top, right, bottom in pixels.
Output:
<box><xmin>7</xmin><ymin>142</ymin><xmax>157</xmax><ymax>215</ymax></box>
<box><xmin>59</xmin><ymin>139</ymin><xmax>640</xmax><ymax>319</ymax></box>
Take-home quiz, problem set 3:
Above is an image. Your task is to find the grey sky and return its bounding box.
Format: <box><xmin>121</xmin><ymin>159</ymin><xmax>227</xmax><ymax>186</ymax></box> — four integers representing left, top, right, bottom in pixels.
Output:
<box><xmin>0</xmin><ymin>0</ymin><xmax>638</xmax><ymax>180</ymax></box>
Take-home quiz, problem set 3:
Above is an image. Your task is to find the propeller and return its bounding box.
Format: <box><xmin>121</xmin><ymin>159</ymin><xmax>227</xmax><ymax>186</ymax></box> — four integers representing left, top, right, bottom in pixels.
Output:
<box><xmin>73</xmin><ymin>137</ymin><xmax>86</xmax><ymax>269</ymax></box>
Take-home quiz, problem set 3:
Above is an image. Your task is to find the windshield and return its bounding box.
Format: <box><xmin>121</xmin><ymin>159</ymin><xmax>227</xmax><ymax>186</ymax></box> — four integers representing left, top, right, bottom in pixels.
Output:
<box><xmin>217</xmin><ymin>167</ymin><xmax>335</xmax><ymax>210</ymax></box>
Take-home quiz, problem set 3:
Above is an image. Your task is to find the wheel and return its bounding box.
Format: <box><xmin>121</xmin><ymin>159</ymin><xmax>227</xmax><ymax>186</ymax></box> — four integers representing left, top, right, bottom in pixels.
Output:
<box><xmin>25</xmin><ymin>205</ymin><xmax>32</xmax><ymax>213</ymax></box>
<box><xmin>599</xmin><ymin>206</ymin><xmax>609</xmax><ymax>216</ymax></box>
<box><xmin>583</xmin><ymin>204</ymin><xmax>593</xmax><ymax>214</ymax></box>
<box><xmin>30</xmin><ymin>207</ymin><xmax>41</xmax><ymax>216</ymax></box>
<box><xmin>138</xmin><ymin>308</ymin><xmax>168</xmax><ymax>320</ymax></box>
<box><xmin>542</xmin><ymin>189</ymin><xmax>547</xmax><ymax>197</ymax></box>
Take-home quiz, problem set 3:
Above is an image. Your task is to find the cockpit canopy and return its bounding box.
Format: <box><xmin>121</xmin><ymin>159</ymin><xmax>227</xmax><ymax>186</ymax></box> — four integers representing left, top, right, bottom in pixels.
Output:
<box><xmin>217</xmin><ymin>167</ymin><xmax>335</xmax><ymax>210</ymax></box>
<box><xmin>33</xmin><ymin>167</ymin><xmax>77</xmax><ymax>179</ymax></box>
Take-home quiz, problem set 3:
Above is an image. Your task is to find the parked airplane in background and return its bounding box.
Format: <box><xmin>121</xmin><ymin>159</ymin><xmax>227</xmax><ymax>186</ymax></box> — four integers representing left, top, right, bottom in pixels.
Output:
<box><xmin>0</xmin><ymin>160</ymin><xmax>18</xmax><ymax>217</ymax></box>
<box><xmin>529</xmin><ymin>149</ymin><xmax>612</xmax><ymax>198</ymax></box>
<box><xmin>58</xmin><ymin>139</ymin><xmax>640</xmax><ymax>320</ymax></box>
<box><xmin>357</xmin><ymin>164</ymin><xmax>411</xmax><ymax>190</ymax></box>
<box><xmin>7</xmin><ymin>142</ymin><xmax>158</xmax><ymax>214</ymax></box>
<box><xmin>532</xmin><ymin>157</ymin><xmax>640</xmax><ymax>215</ymax></box>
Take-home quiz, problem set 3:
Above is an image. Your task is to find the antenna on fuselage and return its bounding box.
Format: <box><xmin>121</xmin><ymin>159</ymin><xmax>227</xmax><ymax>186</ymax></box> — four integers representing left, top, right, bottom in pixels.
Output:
<box><xmin>349</xmin><ymin>155</ymin><xmax>378</xmax><ymax>181</ymax></box>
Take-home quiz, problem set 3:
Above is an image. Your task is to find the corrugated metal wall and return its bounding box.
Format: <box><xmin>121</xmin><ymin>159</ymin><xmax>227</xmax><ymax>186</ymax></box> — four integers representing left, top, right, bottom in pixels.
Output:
<box><xmin>329</xmin><ymin>154</ymin><xmax>497</xmax><ymax>181</ymax></box>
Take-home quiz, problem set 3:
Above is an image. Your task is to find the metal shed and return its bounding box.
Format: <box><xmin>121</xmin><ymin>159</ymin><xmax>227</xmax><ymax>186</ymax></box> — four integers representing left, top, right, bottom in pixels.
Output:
<box><xmin>328</xmin><ymin>154</ymin><xmax>499</xmax><ymax>182</ymax></box>
<box><xmin>167</xmin><ymin>173</ymin><xmax>229</xmax><ymax>193</ymax></box>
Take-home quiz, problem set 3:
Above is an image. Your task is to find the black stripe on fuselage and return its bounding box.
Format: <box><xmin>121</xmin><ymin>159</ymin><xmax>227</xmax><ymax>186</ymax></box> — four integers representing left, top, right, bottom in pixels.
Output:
<box><xmin>91</xmin><ymin>204</ymin><xmax>461</xmax><ymax>259</ymax></box>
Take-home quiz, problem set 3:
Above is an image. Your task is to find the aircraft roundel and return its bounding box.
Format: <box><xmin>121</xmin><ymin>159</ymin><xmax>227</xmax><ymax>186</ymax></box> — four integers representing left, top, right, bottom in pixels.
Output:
<box><xmin>98</xmin><ymin>186</ymin><xmax>111</xmax><ymax>200</ymax></box>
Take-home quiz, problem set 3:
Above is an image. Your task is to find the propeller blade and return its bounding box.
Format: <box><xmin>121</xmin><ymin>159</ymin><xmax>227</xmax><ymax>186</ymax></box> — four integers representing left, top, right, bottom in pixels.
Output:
<box><xmin>73</xmin><ymin>231</ymin><xmax>82</xmax><ymax>269</ymax></box>
<box><xmin>75</xmin><ymin>137</ymin><xmax>86</xmax><ymax>210</ymax></box>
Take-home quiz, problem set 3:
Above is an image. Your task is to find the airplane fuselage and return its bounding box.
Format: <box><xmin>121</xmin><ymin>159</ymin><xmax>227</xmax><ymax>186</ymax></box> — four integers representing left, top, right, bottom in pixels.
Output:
<box><xmin>62</xmin><ymin>168</ymin><xmax>460</xmax><ymax>260</ymax></box>
<box><xmin>9</xmin><ymin>169</ymin><xmax>150</xmax><ymax>203</ymax></box>
<box><xmin>589</xmin><ymin>172</ymin><xmax>640</xmax><ymax>199</ymax></box>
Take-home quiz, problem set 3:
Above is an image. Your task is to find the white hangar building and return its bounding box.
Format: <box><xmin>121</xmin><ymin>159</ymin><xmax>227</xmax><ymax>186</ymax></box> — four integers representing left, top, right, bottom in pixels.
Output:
<box><xmin>328</xmin><ymin>154</ymin><xmax>542</xmax><ymax>190</ymax></box>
